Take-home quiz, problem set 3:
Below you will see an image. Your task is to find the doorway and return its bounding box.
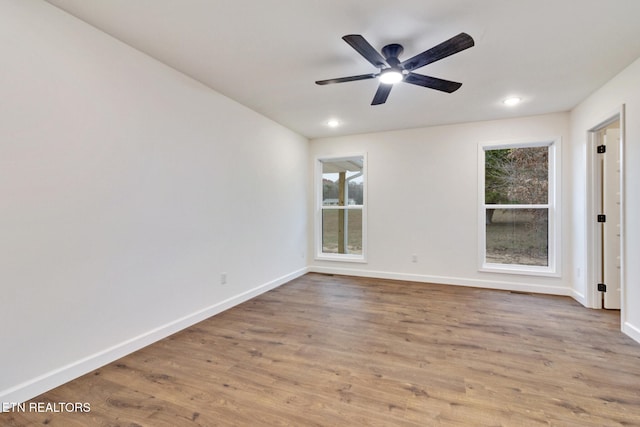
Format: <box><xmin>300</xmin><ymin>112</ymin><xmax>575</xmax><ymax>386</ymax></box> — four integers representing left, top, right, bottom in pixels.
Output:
<box><xmin>589</xmin><ymin>110</ymin><xmax>624</xmax><ymax>311</ymax></box>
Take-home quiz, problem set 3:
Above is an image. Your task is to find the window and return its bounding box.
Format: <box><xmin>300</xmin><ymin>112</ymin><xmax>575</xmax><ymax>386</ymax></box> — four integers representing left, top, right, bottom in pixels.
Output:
<box><xmin>479</xmin><ymin>139</ymin><xmax>559</xmax><ymax>275</ymax></box>
<box><xmin>316</xmin><ymin>155</ymin><xmax>366</xmax><ymax>262</ymax></box>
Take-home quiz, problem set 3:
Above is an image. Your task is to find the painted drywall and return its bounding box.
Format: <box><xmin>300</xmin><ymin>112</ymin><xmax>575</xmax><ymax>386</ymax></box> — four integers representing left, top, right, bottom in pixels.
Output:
<box><xmin>570</xmin><ymin>56</ymin><xmax>640</xmax><ymax>342</ymax></box>
<box><xmin>309</xmin><ymin>113</ymin><xmax>572</xmax><ymax>295</ymax></box>
<box><xmin>0</xmin><ymin>0</ymin><xmax>308</xmax><ymax>404</ymax></box>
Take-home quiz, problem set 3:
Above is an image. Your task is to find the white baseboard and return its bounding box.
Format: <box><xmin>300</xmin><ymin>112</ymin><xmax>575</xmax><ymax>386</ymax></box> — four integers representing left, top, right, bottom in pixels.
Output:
<box><xmin>308</xmin><ymin>266</ymin><xmax>572</xmax><ymax>296</ymax></box>
<box><xmin>622</xmin><ymin>320</ymin><xmax>640</xmax><ymax>345</ymax></box>
<box><xmin>0</xmin><ymin>267</ymin><xmax>308</xmax><ymax>409</ymax></box>
<box><xmin>571</xmin><ymin>289</ymin><xmax>587</xmax><ymax>306</ymax></box>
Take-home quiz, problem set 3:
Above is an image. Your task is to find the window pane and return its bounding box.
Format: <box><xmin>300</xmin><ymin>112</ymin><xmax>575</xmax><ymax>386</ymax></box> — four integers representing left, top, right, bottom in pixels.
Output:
<box><xmin>485</xmin><ymin>146</ymin><xmax>548</xmax><ymax>204</ymax></box>
<box><xmin>486</xmin><ymin>208</ymin><xmax>548</xmax><ymax>266</ymax></box>
<box><xmin>322</xmin><ymin>209</ymin><xmax>362</xmax><ymax>255</ymax></box>
<box><xmin>321</xmin><ymin>158</ymin><xmax>364</xmax><ymax>206</ymax></box>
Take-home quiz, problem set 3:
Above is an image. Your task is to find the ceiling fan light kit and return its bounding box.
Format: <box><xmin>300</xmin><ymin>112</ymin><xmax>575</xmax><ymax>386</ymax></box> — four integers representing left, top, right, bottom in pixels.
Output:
<box><xmin>379</xmin><ymin>69</ymin><xmax>403</xmax><ymax>85</ymax></box>
<box><xmin>316</xmin><ymin>32</ymin><xmax>474</xmax><ymax>105</ymax></box>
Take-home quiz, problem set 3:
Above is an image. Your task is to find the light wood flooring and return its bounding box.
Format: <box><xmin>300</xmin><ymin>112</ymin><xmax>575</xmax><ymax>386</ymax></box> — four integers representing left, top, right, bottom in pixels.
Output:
<box><xmin>3</xmin><ymin>273</ymin><xmax>640</xmax><ymax>426</ymax></box>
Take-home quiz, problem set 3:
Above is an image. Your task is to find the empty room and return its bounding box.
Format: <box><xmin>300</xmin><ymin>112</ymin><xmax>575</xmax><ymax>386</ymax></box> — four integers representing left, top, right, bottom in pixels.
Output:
<box><xmin>2</xmin><ymin>0</ymin><xmax>640</xmax><ymax>425</ymax></box>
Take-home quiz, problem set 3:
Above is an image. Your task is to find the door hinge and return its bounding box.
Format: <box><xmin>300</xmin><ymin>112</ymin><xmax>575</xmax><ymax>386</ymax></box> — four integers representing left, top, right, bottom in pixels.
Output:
<box><xmin>597</xmin><ymin>214</ymin><xmax>606</xmax><ymax>223</ymax></box>
<box><xmin>597</xmin><ymin>283</ymin><xmax>607</xmax><ymax>292</ymax></box>
<box><xmin>597</xmin><ymin>145</ymin><xmax>606</xmax><ymax>154</ymax></box>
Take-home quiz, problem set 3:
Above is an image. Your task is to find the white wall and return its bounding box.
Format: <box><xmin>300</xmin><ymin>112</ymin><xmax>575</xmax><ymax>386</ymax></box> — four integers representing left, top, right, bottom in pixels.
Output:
<box><xmin>0</xmin><ymin>0</ymin><xmax>308</xmax><ymax>404</ymax></box>
<box><xmin>570</xmin><ymin>57</ymin><xmax>640</xmax><ymax>342</ymax></box>
<box><xmin>309</xmin><ymin>113</ymin><xmax>572</xmax><ymax>295</ymax></box>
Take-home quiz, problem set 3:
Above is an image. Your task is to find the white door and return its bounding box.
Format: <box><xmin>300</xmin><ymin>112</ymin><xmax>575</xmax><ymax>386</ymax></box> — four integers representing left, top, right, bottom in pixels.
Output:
<box><xmin>602</xmin><ymin>126</ymin><xmax>621</xmax><ymax>309</ymax></box>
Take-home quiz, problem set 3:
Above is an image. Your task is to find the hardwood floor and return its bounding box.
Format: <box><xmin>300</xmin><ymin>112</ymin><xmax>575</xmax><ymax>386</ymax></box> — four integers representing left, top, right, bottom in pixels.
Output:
<box><xmin>3</xmin><ymin>273</ymin><xmax>640</xmax><ymax>426</ymax></box>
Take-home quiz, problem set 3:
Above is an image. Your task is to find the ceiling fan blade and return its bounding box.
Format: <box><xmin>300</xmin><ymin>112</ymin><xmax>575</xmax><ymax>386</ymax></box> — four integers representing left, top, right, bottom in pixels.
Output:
<box><xmin>400</xmin><ymin>32</ymin><xmax>474</xmax><ymax>71</ymax></box>
<box><xmin>342</xmin><ymin>34</ymin><xmax>388</xmax><ymax>68</ymax></box>
<box><xmin>315</xmin><ymin>73</ymin><xmax>378</xmax><ymax>85</ymax></box>
<box><xmin>404</xmin><ymin>73</ymin><xmax>463</xmax><ymax>93</ymax></box>
<box><xmin>371</xmin><ymin>83</ymin><xmax>392</xmax><ymax>105</ymax></box>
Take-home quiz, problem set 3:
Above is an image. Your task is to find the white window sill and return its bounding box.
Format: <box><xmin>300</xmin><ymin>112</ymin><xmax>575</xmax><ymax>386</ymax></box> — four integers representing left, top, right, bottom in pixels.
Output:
<box><xmin>480</xmin><ymin>263</ymin><xmax>560</xmax><ymax>277</ymax></box>
<box><xmin>315</xmin><ymin>254</ymin><xmax>367</xmax><ymax>263</ymax></box>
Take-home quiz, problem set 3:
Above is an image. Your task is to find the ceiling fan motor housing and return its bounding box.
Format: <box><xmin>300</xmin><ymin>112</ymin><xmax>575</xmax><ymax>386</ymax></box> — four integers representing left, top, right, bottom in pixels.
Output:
<box><xmin>381</xmin><ymin>43</ymin><xmax>404</xmax><ymax>65</ymax></box>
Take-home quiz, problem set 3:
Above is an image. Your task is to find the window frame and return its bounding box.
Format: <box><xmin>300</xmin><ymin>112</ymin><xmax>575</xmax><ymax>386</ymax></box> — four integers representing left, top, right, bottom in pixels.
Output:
<box><xmin>478</xmin><ymin>138</ymin><xmax>561</xmax><ymax>276</ymax></box>
<box><xmin>315</xmin><ymin>154</ymin><xmax>367</xmax><ymax>263</ymax></box>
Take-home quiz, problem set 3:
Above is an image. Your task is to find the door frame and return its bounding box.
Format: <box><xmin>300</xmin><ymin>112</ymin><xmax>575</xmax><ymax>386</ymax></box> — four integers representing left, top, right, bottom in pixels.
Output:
<box><xmin>586</xmin><ymin>105</ymin><xmax>625</xmax><ymax>317</ymax></box>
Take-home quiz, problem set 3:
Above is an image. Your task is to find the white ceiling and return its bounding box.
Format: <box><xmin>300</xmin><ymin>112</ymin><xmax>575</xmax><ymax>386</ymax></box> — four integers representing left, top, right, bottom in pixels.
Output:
<box><xmin>45</xmin><ymin>0</ymin><xmax>640</xmax><ymax>139</ymax></box>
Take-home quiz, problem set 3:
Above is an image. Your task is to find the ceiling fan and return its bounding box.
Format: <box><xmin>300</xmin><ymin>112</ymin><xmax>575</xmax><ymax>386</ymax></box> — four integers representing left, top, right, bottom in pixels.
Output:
<box><xmin>315</xmin><ymin>32</ymin><xmax>474</xmax><ymax>105</ymax></box>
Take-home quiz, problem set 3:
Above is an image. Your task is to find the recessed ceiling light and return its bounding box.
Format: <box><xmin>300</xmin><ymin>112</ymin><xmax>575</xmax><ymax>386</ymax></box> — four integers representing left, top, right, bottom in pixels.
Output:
<box><xmin>327</xmin><ymin>119</ymin><xmax>340</xmax><ymax>128</ymax></box>
<box><xmin>503</xmin><ymin>97</ymin><xmax>522</xmax><ymax>106</ymax></box>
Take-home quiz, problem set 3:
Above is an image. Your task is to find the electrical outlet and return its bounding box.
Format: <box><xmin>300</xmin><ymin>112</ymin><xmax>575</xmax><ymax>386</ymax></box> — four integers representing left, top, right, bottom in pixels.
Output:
<box><xmin>411</xmin><ymin>254</ymin><xmax>418</xmax><ymax>263</ymax></box>
<box><xmin>220</xmin><ymin>273</ymin><xmax>227</xmax><ymax>285</ymax></box>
